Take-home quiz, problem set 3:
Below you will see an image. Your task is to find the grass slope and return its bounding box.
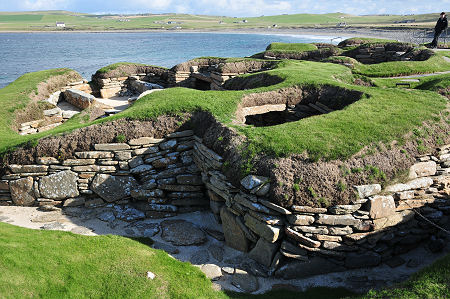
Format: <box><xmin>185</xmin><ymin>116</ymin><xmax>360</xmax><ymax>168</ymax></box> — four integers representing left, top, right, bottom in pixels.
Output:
<box><xmin>0</xmin><ymin>221</ymin><xmax>448</xmax><ymax>298</ymax></box>
<box><xmin>0</xmin><ymin>57</ymin><xmax>447</xmax><ymax>161</ymax></box>
<box><xmin>0</xmin><ymin>11</ymin><xmax>442</xmax><ymax>31</ymax></box>
<box><xmin>266</xmin><ymin>42</ymin><xmax>318</xmax><ymax>52</ymax></box>
<box><xmin>0</xmin><ymin>222</ymin><xmax>224</xmax><ymax>299</ymax></box>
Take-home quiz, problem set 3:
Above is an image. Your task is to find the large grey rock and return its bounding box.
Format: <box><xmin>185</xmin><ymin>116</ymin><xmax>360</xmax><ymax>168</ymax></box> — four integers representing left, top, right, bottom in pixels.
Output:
<box><xmin>385</xmin><ymin>177</ymin><xmax>433</xmax><ymax>193</ymax></box>
<box><xmin>63</xmin><ymin>88</ymin><xmax>95</xmax><ymax>109</ymax></box>
<box><xmin>232</xmin><ymin>269</ymin><xmax>259</xmax><ymax>292</ymax></box>
<box><xmin>275</xmin><ymin>257</ymin><xmax>346</xmax><ymax>279</ymax></box>
<box><xmin>353</xmin><ymin>184</ymin><xmax>381</xmax><ymax>199</ymax></box>
<box><xmin>220</xmin><ymin>207</ymin><xmax>250</xmax><ymax>252</ymax></box>
<box><xmin>10</xmin><ymin>177</ymin><xmax>35</xmax><ymax>206</ymax></box>
<box><xmin>201</xmin><ymin>264</ymin><xmax>222</xmax><ymax>281</ymax></box>
<box><xmin>315</xmin><ymin>214</ymin><xmax>361</xmax><ymax>226</ymax></box>
<box><xmin>240</xmin><ymin>175</ymin><xmax>268</xmax><ymax>190</ymax></box>
<box><xmin>367</xmin><ymin>195</ymin><xmax>395</xmax><ymax>219</ymax></box>
<box><xmin>408</xmin><ymin>161</ymin><xmax>436</xmax><ymax>179</ymax></box>
<box><xmin>91</xmin><ymin>174</ymin><xmax>137</xmax><ymax>202</ymax></box>
<box><xmin>39</xmin><ymin>170</ymin><xmax>79</xmax><ymax>200</ymax></box>
<box><xmin>345</xmin><ymin>252</ymin><xmax>382</xmax><ymax>269</ymax></box>
<box><xmin>160</xmin><ymin>219</ymin><xmax>206</xmax><ymax>246</ymax></box>
<box><xmin>244</xmin><ymin>214</ymin><xmax>282</xmax><ymax>243</ymax></box>
<box><xmin>249</xmin><ymin>238</ymin><xmax>279</xmax><ymax>267</ymax></box>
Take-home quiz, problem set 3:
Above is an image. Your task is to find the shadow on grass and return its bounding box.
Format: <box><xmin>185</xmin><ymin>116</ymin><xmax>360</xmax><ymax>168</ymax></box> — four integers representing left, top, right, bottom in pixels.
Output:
<box><xmin>225</xmin><ymin>286</ymin><xmax>355</xmax><ymax>299</ymax></box>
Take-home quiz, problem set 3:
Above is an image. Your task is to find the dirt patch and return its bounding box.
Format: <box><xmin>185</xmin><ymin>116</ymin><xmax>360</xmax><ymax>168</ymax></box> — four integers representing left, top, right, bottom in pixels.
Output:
<box><xmin>223</xmin><ymin>73</ymin><xmax>283</xmax><ymax>90</ymax></box>
<box><xmin>1</xmin><ymin>116</ymin><xmax>190</xmax><ymax>174</ymax></box>
<box><xmin>438</xmin><ymin>88</ymin><xmax>450</xmax><ymax>99</ymax></box>
<box><xmin>12</xmin><ymin>71</ymin><xmax>82</xmax><ymax>132</ymax></box>
<box><xmin>93</xmin><ymin>65</ymin><xmax>169</xmax><ymax>80</ymax></box>
<box><xmin>264</xmin><ymin>47</ymin><xmax>340</xmax><ymax>61</ymax></box>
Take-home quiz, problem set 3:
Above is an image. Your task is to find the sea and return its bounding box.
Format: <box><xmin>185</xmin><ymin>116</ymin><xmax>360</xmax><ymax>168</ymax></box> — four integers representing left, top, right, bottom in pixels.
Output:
<box><xmin>0</xmin><ymin>32</ymin><xmax>340</xmax><ymax>88</ymax></box>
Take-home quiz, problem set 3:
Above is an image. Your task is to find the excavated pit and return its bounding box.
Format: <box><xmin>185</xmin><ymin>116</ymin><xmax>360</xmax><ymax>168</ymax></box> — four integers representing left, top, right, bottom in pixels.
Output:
<box><xmin>236</xmin><ymin>85</ymin><xmax>365</xmax><ymax>127</ymax></box>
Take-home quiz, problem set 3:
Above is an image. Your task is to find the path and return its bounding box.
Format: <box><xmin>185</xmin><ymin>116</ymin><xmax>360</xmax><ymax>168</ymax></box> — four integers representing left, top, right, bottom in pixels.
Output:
<box><xmin>0</xmin><ymin>206</ymin><xmax>448</xmax><ymax>295</ymax></box>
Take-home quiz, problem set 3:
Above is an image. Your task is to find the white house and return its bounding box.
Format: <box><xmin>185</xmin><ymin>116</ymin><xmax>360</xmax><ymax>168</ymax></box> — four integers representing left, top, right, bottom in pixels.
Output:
<box><xmin>56</xmin><ymin>22</ymin><xmax>66</xmax><ymax>28</ymax></box>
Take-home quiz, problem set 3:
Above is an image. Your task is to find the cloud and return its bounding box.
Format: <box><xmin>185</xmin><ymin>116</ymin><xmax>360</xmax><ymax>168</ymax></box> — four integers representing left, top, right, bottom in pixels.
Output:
<box><xmin>20</xmin><ymin>0</ymin><xmax>71</xmax><ymax>10</ymax></box>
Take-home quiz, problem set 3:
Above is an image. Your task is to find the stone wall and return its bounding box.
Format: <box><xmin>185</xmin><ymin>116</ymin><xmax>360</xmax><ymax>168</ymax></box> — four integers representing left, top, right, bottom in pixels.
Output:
<box><xmin>1</xmin><ymin>131</ymin><xmax>448</xmax><ymax>278</ymax></box>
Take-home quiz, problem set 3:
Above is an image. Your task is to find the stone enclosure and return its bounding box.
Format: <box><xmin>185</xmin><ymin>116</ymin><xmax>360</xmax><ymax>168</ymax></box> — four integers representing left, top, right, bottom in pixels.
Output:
<box><xmin>1</xmin><ymin>127</ymin><xmax>449</xmax><ymax>279</ymax></box>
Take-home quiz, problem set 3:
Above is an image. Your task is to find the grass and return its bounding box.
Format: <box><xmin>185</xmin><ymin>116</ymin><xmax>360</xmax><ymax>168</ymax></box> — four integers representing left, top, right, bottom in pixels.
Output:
<box><xmin>0</xmin><ymin>11</ymin><xmax>442</xmax><ymax>31</ymax></box>
<box><xmin>353</xmin><ymin>52</ymin><xmax>450</xmax><ymax>77</ymax></box>
<box><xmin>0</xmin><ymin>56</ymin><xmax>447</xmax><ymax>162</ymax></box>
<box><xmin>265</xmin><ymin>42</ymin><xmax>318</xmax><ymax>52</ymax></box>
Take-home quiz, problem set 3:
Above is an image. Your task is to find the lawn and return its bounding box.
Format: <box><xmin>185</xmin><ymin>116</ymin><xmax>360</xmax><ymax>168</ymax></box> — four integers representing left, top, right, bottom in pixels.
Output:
<box><xmin>0</xmin><ymin>56</ymin><xmax>447</xmax><ymax>162</ymax></box>
<box><xmin>0</xmin><ymin>221</ymin><xmax>448</xmax><ymax>298</ymax></box>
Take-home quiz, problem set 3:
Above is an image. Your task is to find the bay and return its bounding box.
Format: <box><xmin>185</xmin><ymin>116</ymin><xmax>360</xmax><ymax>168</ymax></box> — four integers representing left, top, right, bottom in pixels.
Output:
<box><xmin>0</xmin><ymin>32</ymin><xmax>337</xmax><ymax>88</ymax></box>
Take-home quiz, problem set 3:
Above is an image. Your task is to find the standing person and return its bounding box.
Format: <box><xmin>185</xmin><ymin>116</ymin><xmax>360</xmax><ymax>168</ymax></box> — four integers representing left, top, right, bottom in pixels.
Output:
<box><xmin>431</xmin><ymin>12</ymin><xmax>448</xmax><ymax>48</ymax></box>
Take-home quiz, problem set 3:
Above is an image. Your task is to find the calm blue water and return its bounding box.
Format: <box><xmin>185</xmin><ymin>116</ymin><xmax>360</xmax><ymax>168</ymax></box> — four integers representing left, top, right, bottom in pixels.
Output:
<box><xmin>0</xmin><ymin>32</ymin><xmax>338</xmax><ymax>88</ymax></box>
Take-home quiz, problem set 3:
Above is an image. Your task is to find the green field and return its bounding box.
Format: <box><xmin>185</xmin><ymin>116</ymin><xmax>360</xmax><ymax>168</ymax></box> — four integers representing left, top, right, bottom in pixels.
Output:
<box><xmin>0</xmin><ymin>10</ymin><xmax>441</xmax><ymax>31</ymax></box>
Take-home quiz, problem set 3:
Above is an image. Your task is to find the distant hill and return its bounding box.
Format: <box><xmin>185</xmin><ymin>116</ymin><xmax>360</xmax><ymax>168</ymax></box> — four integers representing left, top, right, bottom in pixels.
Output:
<box><xmin>0</xmin><ymin>10</ymin><xmax>440</xmax><ymax>31</ymax></box>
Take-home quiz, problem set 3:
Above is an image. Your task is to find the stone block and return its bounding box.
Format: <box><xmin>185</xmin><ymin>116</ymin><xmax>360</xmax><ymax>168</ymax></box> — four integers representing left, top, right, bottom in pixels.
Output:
<box><xmin>385</xmin><ymin>177</ymin><xmax>433</xmax><ymax>193</ymax></box>
<box><xmin>353</xmin><ymin>184</ymin><xmax>381</xmax><ymax>198</ymax></box>
<box><xmin>328</xmin><ymin>204</ymin><xmax>361</xmax><ymax>215</ymax></box>
<box><xmin>286</xmin><ymin>214</ymin><xmax>315</xmax><ymax>225</ymax></box>
<box><xmin>249</xmin><ymin>238</ymin><xmax>279</xmax><ymax>267</ymax></box>
<box><xmin>291</xmin><ymin>205</ymin><xmax>327</xmax><ymax>214</ymax></box>
<box><xmin>177</xmin><ymin>174</ymin><xmax>203</xmax><ymax>185</ymax></box>
<box><xmin>64</xmin><ymin>89</ymin><xmax>95</xmax><ymax>109</ymax></box>
<box><xmin>36</xmin><ymin>157</ymin><xmax>60</xmax><ymax>165</ymax></box>
<box><xmin>39</xmin><ymin>170</ymin><xmax>79</xmax><ymax>200</ymax></box>
<box><xmin>345</xmin><ymin>252</ymin><xmax>381</xmax><ymax>269</ymax></box>
<box><xmin>91</xmin><ymin>174</ymin><xmax>137</xmax><ymax>202</ymax></box>
<box><xmin>244</xmin><ymin>214</ymin><xmax>282</xmax><ymax>243</ymax></box>
<box><xmin>75</xmin><ymin>151</ymin><xmax>114</xmax><ymax>159</ymax></box>
<box><xmin>408</xmin><ymin>161</ymin><xmax>436</xmax><ymax>179</ymax></box>
<box><xmin>240</xmin><ymin>175</ymin><xmax>269</xmax><ymax>190</ymax></box>
<box><xmin>285</xmin><ymin>227</ymin><xmax>321</xmax><ymax>248</ymax></box>
<box><xmin>94</xmin><ymin>143</ymin><xmax>130</xmax><ymax>151</ymax></box>
<box><xmin>0</xmin><ymin>180</ymin><xmax>9</xmax><ymax>190</ymax></box>
<box><xmin>372</xmin><ymin>210</ymin><xmax>414</xmax><ymax>230</ymax></box>
<box><xmin>62</xmin><ymin>159</ymin><xmax>96</xmax><ymax>166</ymax></box>
<box><xmin>316</xmin><ymin>214</ymin><xmax>361</xmax><ymax>226</ymax></box>
<box><xmin>9</xmin><ymin>177</ymin><xmax>35</xmax><ymax>206</ymax></box>
<box><xmin>63</xmin><ymin>197</ymin><xmax>86</xmax><ymax>207</ymax></box>
<box><xmin>220</xmin><ymin>207</ymin><xmax>250</xmax><ymax>252</ymax></box>
<box><xmin>9</xmin><ymin>164</ymin><xmax>48</xmax><ymax>174</ymax></box>
<box><xmin>367</xmin><ymin>195</ymin><xmax>396</xmax><ymax>219</ymax></box>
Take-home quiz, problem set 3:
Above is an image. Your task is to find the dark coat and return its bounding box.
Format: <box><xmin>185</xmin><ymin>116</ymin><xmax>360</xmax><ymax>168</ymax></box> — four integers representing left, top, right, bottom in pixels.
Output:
<box><xmin>435</xmin><ymin>16</ymin><xmax>448</xmax><ymax>32</ymax></box>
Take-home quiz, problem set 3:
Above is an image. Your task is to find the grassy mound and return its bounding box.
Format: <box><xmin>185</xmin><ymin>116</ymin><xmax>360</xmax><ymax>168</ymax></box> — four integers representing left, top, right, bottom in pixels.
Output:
<box><xmin>266</xmin><ymin>42</ymin><xmax>318</xmax><ymax>53</ymax></box>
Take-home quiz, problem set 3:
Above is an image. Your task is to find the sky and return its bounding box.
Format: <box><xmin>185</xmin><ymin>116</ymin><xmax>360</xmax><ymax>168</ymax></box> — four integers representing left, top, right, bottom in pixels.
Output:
<box><xmin>0</xmin><ymin>0</ymin><xmax>448</xmax><ymax>17</ymax></box>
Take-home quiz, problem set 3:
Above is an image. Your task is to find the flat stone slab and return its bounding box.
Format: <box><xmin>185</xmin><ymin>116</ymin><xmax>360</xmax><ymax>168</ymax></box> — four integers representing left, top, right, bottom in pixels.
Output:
<box><xmin>160</xmin><ymin>219</ymin><xmax>206</xmax><ymax>246</ymax></box>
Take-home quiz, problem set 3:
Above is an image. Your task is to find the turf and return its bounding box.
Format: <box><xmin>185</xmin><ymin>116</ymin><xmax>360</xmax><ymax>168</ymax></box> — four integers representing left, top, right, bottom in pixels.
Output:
<box><xmin>0</xmin><ymin>11</ymin><xmax>443</xmax><ymax>31</ymax></box>
<box><xmin>265</xmin><ymin>43</ymin><xmax>318</xmax><ymax>52</ymax></box>
<box><xmin>353</xmin><ymin>52</ymin><xmax>450</xmax><ymax>77</ymax></box>
<box><xmin>0</xmin><ymin>57</ymin><xmax>447</xmax><ymax>162</ymax></box>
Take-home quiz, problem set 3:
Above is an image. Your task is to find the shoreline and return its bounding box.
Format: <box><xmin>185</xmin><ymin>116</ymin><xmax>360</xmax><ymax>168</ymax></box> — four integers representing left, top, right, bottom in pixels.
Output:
<box><xmin>0</xmin><ymin>27</ymin><xmax>434</xmax><ymax>43</ymax></box>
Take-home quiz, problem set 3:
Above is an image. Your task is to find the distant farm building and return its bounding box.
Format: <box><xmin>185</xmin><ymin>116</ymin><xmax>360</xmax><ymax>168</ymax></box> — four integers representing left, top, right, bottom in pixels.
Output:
<box><xmin>56</xmin><ymin>22</ymin><xmax>65</xmax><ymax>28</ymax></box>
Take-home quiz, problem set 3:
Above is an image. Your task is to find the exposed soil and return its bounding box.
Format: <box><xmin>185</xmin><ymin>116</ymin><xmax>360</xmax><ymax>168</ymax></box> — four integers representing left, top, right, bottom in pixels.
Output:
<box><xmin>264</xmin><ymin>47</ymin><xmax>340</xmax><ymax>61</ymax></box>
<box><xmin>93</xmin><ymin>65</ymin><xmax>169</xmax><ymax>80</ymax></box>
<box><xmin>223</xmin><ymin>73</ymin><xmax>284</xmax><ymax>90</ymax></box>
<box><xmin>1</xmin><ymin>116</ymin><xmax>190</xmax><ymax>175</ymax></box>
<box><xmin>13</xmin><ymin>71</ymin><xmax>82</xmax><ymax>132</ymax></box>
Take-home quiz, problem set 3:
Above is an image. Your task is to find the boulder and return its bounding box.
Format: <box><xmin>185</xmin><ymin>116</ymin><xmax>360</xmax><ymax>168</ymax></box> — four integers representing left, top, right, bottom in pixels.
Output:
<box><xmin>240</xmin><ymin>175</ymin><xmax>268</xmax><ymax>190</ymax></box>
<box><xmin>353</xmin><ymin>184</ymin><xmax>381</xmax><ymax>198</ymax></box>
<box><xmin>91</xmin><ymin>174</ymin><xmax>137</xmax><ymax>202</ymax></box>
<box><xmin>63</xmin><ymin>89</ymin><xmax>95</xmax><ymax>109</ymax></box>
<box><xmin>367</xmin><ymin>195</ymin><xmax>396</xmax><ymax>219</ymax></box>
<box><xmin>408</xmin><ymin>161</ymin><xmax>436</xmax><ymax>179</ymax></box>
<box><xmin>160</xmin><ymin>219</ymin><xmax>206</xmax><ymax>246</ymax></box>
<box><xmin>39</xmin><ymin>170</ymin><xmax>79</xmax><ymax>200</ymax></box>
<box><xmin>249</xmin><ymin>238</ymin><xmax>279</xmax><ymax>267</ymax></box>
<box><xmin>244</xmin><ymin>214</ymin><xmax>282</xmax><ymax>243</ymax></box>
<box><xmin>9</xmin><ymin>177</ymin><xmax>35</xmax><ymax>206</ymax></box>
<box><xmin>220</xmin><ymin>207</ymin><xmax>250</xmax><ymax>252</ymax></box>
<box><xmin>275</xmin><ymin>257</ymin><xmax>346</xmax><ymax>279</ymax></box>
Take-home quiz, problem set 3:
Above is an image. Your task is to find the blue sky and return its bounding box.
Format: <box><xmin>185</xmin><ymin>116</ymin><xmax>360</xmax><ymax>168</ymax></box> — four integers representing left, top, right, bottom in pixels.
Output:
<box><xmin>0</xmin><ymin>0</ymin><xmax>448</xmax><ymax>17</ymax></box>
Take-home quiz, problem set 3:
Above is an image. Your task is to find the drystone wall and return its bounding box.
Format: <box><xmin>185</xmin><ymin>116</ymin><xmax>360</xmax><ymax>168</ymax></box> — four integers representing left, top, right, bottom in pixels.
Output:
<box><xmin>1</xmin><ymin>133</ymin><xmax>448</xmax><ymax>278</ymax></box>
<box><xmin>344</xmin><ymin>44</ymin><xmax>433</xmax><ymax>64</ymax></box>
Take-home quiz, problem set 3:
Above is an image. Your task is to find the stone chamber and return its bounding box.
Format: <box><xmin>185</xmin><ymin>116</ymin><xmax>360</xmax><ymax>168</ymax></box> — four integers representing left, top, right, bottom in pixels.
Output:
<box><xmin>2</xmin><ymin>42</ymin><xmax>449</xmax><ymax>285</ymax></box>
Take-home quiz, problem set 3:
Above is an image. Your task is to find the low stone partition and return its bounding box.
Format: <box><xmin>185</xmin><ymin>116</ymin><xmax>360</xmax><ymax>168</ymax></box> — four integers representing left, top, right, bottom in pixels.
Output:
<box><xmin>1</xmin><ymin>130</ymin><xmax>448</xmax><ymax>278</ymax></box>
<box><xmin>194</xmin><ymin>141</ymin><xmax>450</xmax><ymax>277</ymax></box>
<box><xmin>63</xmin><ymin>89</ymin><xmax>96</xmax><ymax>109</ymax></box>
<box><xmin>343</xmin><ymin>43</ymin><xmax>433</xmax><ymax>64</ymax></box>
<box><xmin>0</xmin><ymin>131</ymin><xmax>208</xmax><ymax>218</ymax></box>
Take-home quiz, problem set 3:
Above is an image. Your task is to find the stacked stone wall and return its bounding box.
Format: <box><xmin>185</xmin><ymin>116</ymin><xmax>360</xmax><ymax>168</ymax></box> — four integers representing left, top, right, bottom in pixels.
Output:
<box><xmin>1</xmin><ymin>131</ymin><xmax>448</xmax><ymax>278</ymax></box>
